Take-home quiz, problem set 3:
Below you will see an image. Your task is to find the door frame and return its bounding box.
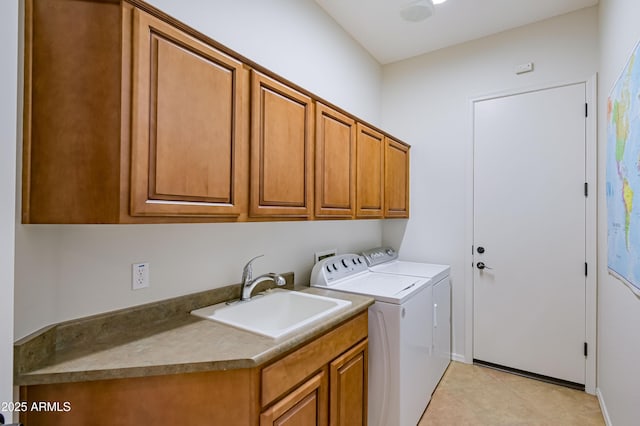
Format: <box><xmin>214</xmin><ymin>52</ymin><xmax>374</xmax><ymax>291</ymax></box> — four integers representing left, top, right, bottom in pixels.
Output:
<box><xmin>463</xmin><ymin>75</ymin><xmax>597</xmax><ymax>394</ymax></box>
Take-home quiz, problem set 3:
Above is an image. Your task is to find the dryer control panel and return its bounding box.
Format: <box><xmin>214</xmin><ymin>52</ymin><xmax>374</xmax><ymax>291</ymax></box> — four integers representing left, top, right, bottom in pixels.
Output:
<box><xmin>362</xmin><ymin>246</ymin><xmax>399</xmax><ymax>267</ymax></box>
<box><xmin>310</xmin><ymin>254</ymin><xmax>368</xmax><ymax>286</ymax></box>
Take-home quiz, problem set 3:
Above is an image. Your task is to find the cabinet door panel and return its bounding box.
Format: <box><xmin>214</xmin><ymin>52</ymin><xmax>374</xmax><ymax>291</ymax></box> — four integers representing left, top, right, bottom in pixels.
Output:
<box><xmin>384</xmin><ymin>138</ymin><xmax>410</xmax><ymax>218</ymax></box>
<box><xmin>131</xmin><ymin>10</ymin><xmax>247</xmax><ymax>217</ymax></box>
<box><xmin>356</xmin><ymin>124</ymin><xmax>384</xmax><ymax>218</ymax></box>
<box><xmin>329</xmin><ymin>339</ymin><xmax>368</xmax><ymax>426</ymax></box>
<box><xmin>261</xmin><ymin>369</ymin><xmax>328</xmax><ymax>426</ymax></box>
<box><xmin>152</xmin><ymin>37</ymin><xmax>232</xmax><ymax>202</ymax></box>
<box><xmin>315</xmin><ymin>103</ymin><xmax>356</xmax><ymax>218</ymax></box>
<box><xmin>251</xmin><ymin>71</ymin><xmax>313</xmax><ymax>217</ymax></box>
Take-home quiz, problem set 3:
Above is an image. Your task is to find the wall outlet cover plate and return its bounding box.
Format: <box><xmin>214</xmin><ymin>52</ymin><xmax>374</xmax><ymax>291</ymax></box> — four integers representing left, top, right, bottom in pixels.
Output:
<box><xmin>314</xmin><ymin>249</ymin><xmax>337</xmax><ymax>264</ymax></box>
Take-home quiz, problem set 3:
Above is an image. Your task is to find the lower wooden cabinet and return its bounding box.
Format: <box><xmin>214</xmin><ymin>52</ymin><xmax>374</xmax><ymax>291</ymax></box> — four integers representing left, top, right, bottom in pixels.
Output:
<box><xmin>260</xmin><ymin>369</ymin><xmax>329</xmax><ymax>426</ymax></box>
<box><xmin>260</xmin><ymin>312</ymin><xmax>368</xmax><ymax>426</ymax></box>
<box><xmin>19</xmin><ymin>312</ymin><xmax>368</xmax><ymax>426</ymax></box>
<box><xmin>261</xmin><ymin>334</ymin><xmax>368</xmax><ymax>426</ymax></box>
<box><xmin>329</xmin><ymin>340</ymin><xmax>368</xmax><ymax>426</ymax></box>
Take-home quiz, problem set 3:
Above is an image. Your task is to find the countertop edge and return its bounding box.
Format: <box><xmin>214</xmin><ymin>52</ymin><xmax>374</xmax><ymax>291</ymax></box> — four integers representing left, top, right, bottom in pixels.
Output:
<box><xmin>16</xmin><ymin>288</ymin><xmax>373</xmax><ymax>386</ymax></box>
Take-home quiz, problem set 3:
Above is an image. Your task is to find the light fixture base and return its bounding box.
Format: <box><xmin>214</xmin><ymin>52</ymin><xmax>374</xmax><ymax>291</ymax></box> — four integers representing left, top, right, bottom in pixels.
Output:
<box><xmin>400</xmin><ymin>0</ymin><xmax>435</xmax><ymax>22</ymax></box>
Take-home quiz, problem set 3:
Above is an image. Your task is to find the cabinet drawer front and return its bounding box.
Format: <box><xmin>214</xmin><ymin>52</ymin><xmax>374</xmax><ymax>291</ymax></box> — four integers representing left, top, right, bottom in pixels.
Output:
<box><xmin>261</xmin><ymin>312</ymin><xmax>367</xmax><ymax>408</ymax></box>
<box><xmin>260</xmin><ymin>369</ymin><xmax>328</xmax><ymax>426</ymax></box>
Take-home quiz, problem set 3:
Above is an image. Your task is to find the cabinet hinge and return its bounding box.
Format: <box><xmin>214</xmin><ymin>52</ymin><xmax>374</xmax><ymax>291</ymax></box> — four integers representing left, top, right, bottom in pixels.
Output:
<box><xmin>584</xmin><ymin>342</ymin><xmax>588</xmax><ymax>357</ymax></box>
<box><xmin>584</xmin><ymin>182</ymin><xmax>588</xmax><ymax>197</ymax></box>
<box><xmin>585</xmin><ymin>103</ymin><xmax>588</xmax><ymax>117</ymax></box>
<box><xmin>585</xmin><ymin>262</ymin><xmax>588</xmax><ymax>276</ymax></box>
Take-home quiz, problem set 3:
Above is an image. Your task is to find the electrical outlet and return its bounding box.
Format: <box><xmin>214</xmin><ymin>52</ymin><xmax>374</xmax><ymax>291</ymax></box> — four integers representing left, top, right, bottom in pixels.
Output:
<box><xmin>132</xmin><ymin>262</ymin><xmax>150</xmax><ymax>290</ymax></box>
<box><xmin>314</xmin><ymin>249</ymin><xmax>337</xmax><ymax>264</ymax></box>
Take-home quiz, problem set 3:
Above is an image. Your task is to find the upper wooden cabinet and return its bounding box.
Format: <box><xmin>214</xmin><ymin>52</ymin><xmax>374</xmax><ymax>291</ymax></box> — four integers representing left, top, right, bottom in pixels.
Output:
<box><xmin>384</xmin><ymin>138</ymin><xmax>410</xmax><ymax>218</ymax></box>
<box><xmin>22</xmin><ymin>0</ymin><xmax>248</xmax><ymax>223</ymax></box>
<box><xmin>129</xmin><ymin>10</ymin><xmax>248</xmax><ymax>217</ymax></box>
<box><xmin>315</xmin><ymin>103</ymin><xmax>356</xmax><ymax>218</ymax></box>
<box><xmin>250</xmin><ymin>71</ymin><xmax>314</xmax><ymax>218</ymax></box>
<box><xmin>356</xmin><ymin>124</ymin><xmax>385</xmax><ymax>218</ymax></box>
<box><xmin>23</xmin><ymin>0</ymin><xmax>124</xmax><ymax>223</ymax></box>
<box><xmin>22</xmin><ymin>0</ymin><xmax>409</xmax><ymax>224</ymax></box>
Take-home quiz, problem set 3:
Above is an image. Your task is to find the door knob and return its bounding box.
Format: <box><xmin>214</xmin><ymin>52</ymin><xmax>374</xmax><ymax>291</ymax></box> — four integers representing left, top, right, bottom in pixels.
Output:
<box><xmin>477</xmin><ymin>262</ymin><xmax>493</xmax><ymax>270</ymax></box>
<box><xmin>477</xmin><ymin>246</ymin><xmax>485</xmax><ymax>254</ymax></box>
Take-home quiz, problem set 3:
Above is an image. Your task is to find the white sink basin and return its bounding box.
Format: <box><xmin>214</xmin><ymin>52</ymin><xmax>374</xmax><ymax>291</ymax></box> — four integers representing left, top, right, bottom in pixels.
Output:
<box><xmin>191</xmin><ymin>290</ymin><xmax>352</xmax><ymax>339</ymax></box>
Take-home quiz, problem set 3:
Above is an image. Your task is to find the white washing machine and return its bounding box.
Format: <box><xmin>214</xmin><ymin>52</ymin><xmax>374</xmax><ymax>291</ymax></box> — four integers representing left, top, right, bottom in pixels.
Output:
<box><xmin>362</xmin><ymin>247</ymin><xmax>452</xmax><ymax>397</ymax></box>
<box><xmin>310</xmin><ymin>254</ymin><xmax>434</xmax><ymax>426</ymax></box>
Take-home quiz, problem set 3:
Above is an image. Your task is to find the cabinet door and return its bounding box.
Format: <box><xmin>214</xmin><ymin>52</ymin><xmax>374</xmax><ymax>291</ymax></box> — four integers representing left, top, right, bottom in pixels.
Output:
<box><xmin>251</xmin><ymin>71</ymin><xmax>313</xmax><ymax>218</ymax></box>
<box><xmin>384</xmin><ymin>137</ymin><xmax>410</xmax><ymax>218</ymax></box>
<box><xmin>329</xmin><ymin>339</ymin><xmax>368</xmax><ymax>426</ymax></box>
<box><xmin>260</xmin><ymin>369</ymin><xmax>328</xmax><ymax>426</ymax></box>
<box><xmin>356</xmin><ymin>124</ymin><xmax>385</xmax><ymax>218</ymax></box>
<box><xmin>315</xmin><ymin>103</ymin><xmax>356</xmax><ymax>218</ymax></box>
<box><xmin>130</xmin><ymin>9</ymin><xmax>248</xmax><ymax>217</ymax></box>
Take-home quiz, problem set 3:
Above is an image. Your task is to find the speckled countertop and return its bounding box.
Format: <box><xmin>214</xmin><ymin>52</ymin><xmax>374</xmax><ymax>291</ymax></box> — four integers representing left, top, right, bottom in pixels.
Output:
<box><xmin>14</xmin><ymin>277</ymin><xmax>373</xmax><ymax>386</ymax></box>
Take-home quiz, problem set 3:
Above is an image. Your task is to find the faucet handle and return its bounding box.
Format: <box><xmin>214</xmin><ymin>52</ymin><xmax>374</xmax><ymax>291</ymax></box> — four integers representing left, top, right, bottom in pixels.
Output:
<box><xmin>242</xmin><ymin>254</ymin><xmax>264</xmax><ymax>283</ymax></box>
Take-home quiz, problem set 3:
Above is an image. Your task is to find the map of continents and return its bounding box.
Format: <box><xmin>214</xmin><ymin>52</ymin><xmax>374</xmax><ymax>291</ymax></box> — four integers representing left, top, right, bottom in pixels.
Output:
<box><xmin>607</xmin><ymin>40</ymin><xmax>640</xmax><ymax>291</ymax></box>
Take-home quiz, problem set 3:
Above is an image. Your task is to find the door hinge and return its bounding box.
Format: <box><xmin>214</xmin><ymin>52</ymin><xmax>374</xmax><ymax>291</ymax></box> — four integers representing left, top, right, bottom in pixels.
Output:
<box><xmin>584</xmin><ymin>182</ymin><xmax>588</xmax><ymax>197</ymax></box>
<box><xmin>585</xmin><ymin>103</ymin><xmax>588</xmax><ymax>117</ymax></box>
<box><xmin>585</xmin><ymin>262</ymin><xmax>588</xmax><ymax>276</ymax></box>
<box><xmin>584</xmin><ymin>342</ymin><xmax>588</xmax><ymax>357</ymax></box>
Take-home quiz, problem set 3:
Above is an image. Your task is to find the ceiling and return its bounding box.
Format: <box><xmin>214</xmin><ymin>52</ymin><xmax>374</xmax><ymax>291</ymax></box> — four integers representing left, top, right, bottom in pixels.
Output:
<box><xmin>313</xmin><ymin>0</ymin><xmax>599</xmax><ymax>64</ymax></box>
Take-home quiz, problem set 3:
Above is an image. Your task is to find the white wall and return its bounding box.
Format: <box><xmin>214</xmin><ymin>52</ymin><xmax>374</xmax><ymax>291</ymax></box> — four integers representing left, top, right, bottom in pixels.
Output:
<box><xmin>147</xmin><ymin>0</ymin><xmax>381</xmax><ymax>124</ymax></box>
<box><xmin>597</xmin><ymin>0</ymin><xmax>640</xmax><ymax>424</ymax></box>
<box><xmin>381</xmin><ymin>7</ymin><xmax>598</xmax><ymax>359</ymax></box>
<box><xmin>14</xmin><ymin>0</ymin><xmax>383</xmax><ymax>340</ymax></box>
<box><xmin>0</xmin><ymin>0</ymin><xmax>18</xmax><ymax>419</ymax></box>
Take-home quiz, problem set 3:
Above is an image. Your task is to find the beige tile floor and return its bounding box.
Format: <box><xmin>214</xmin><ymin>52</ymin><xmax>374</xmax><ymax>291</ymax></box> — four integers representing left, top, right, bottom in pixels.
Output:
<box><xmin>419</xmin><ymin>362</ymin><xmax>605</xmax><ymax>426</ymax></box>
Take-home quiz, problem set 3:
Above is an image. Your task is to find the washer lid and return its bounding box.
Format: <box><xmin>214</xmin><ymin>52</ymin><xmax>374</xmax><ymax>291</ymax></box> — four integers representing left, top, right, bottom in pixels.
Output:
<box><xmin>320</xmin><ymin>272</ymin><xmax>432</xmax><ymax>304</ymax></box>
<box><xmin>370</xmin><ymin>261</ymin><xmax>450</xmax><ymax>282</ymax></box>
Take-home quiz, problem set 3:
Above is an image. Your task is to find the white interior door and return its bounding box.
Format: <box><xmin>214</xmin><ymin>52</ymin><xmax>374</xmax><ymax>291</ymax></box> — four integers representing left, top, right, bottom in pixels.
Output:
<box><xmin>473</xmin><ymin>83</ymin><xmax>586</xmax><ymax>385</ymax></box>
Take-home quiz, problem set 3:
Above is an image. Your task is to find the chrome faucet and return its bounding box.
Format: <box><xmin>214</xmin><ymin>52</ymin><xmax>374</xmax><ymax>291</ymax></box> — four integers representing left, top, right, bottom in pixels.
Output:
<box><xmin>240</xmin><ymin>255</ymin><xmax>286</xmax><ymax>301</ymax></box>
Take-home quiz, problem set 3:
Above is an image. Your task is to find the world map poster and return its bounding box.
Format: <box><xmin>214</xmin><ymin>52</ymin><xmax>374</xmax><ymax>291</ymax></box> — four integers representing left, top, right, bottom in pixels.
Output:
<box><xmin>607</xmin><ymin>39</ymin><xmax>640</xmax><ymax>294</ymax></box>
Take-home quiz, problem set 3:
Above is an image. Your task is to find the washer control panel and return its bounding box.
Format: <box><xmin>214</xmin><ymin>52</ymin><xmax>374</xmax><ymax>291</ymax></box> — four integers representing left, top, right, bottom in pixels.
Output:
<box><xmin>310</xmin><ymin>254</ymin><xmax>368</xmax><ymax>286</ymax></box>
<box><xmin>361</xmin><ymin>246</ymin><xmax>399</xmax><ymax>267</ymax></box>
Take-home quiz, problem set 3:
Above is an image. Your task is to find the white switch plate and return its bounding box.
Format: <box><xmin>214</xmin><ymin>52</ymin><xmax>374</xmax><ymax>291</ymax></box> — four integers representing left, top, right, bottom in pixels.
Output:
<box><xmin>132</xmin><ymin>262</ymin><xmax>150</xmax><ymax>290</ymax></box>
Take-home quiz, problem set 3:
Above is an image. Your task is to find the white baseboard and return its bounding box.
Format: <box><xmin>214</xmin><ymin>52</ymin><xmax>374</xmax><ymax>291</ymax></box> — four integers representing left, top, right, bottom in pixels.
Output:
<box><xmin>451</xmin><ymin>353</ymin><xmax>468</xmax><ymax>363</ymax></box>
<box><xmin>596</xmin><ymin>388</ymin><xmax>612</xmax><ymax>426</ymax></box>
